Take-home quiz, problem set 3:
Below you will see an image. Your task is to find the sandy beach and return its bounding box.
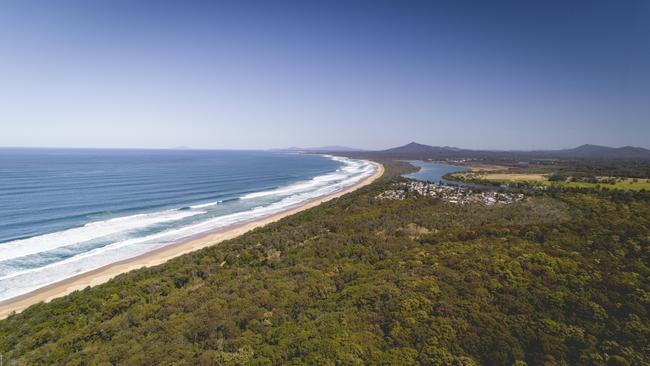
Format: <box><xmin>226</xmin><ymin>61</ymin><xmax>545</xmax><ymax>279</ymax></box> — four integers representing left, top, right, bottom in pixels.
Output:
<box><xmin>0</xmin><ymin>161</ymin><xmax>383</xmax><ymax>319</ymax></box>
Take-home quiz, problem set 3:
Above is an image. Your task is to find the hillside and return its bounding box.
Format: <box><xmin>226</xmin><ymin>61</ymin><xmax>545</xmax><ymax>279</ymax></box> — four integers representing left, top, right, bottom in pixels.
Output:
<box><xmin>0</xmin><ymin>165</ymin><xmax>648</xmax><ymax>365</ymax></box>
<box><xmin>342</xmin><ymin>142</ymin><xmax>650</xmax><ymax>161</ymax></box>
<box><xmin>345</xmin><ymin>142</ymin><xmax>469</xmax><ymax>160</ymax></box>
<box><xmin>549</xmin><ymin>144</ymin><xmax>650</xmax><ymax>160</ymax></box>
<box><xmin>379</xmin><ymin>142</ymin><xmax>462</xmax><ymax>156</ymax></box>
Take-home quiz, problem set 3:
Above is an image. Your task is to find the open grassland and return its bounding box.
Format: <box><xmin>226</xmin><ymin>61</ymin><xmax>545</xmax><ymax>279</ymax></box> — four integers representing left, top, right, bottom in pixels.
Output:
<box><xmin>466</xmin><ymin>163</ymin><xmax>510</xmax><ymax>172</ymax></box>
<box><xmin>452</xmin><ymin>170</ymin><xmax>650</xmax><ymax>191</ymax></box>
<box><xmin>605</xmin><ymin>177</ymin><xmax>650</xmax><ymax>190</ymax></box>
<box><xmin>455</xmin><ymin>172</ymin><xmax>547</xmax><ymax>182</ymax></box>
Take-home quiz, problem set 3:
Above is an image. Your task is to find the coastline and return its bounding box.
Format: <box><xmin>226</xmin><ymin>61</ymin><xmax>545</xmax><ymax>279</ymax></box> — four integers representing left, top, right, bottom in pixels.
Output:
<box><xmin>0</xmin><ymin>161</ymin><xmax>384</xmax><ymax>319</ymax></box>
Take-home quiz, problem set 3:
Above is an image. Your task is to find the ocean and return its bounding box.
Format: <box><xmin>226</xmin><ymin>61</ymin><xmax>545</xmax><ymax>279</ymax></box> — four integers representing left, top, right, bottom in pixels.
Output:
<box><xmin>0</xmin><ymin>148</ymin><xmax>375</xmax><ymax>302</ymax></box>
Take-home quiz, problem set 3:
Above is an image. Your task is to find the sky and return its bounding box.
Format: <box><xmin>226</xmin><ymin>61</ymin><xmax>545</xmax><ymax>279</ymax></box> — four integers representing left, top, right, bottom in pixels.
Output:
<box><xmin>0</xmin><ymin>0</ymin><xmax>649</xmax><ymax>150</ymax></box>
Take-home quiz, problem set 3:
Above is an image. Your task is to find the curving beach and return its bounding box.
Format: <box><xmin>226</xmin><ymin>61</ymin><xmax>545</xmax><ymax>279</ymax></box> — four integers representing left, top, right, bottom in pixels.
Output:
<box><xmin>0</xmin><ymin>161</ymin><xmax>383</xmax><ymax>319</ymax></box>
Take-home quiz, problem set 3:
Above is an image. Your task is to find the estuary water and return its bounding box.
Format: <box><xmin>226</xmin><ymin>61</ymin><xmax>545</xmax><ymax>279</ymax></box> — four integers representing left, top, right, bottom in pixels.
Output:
<box><xmin>402</xmin><ymin>160</ymin><xmax>470</xmax><ymax>184</ymax></box>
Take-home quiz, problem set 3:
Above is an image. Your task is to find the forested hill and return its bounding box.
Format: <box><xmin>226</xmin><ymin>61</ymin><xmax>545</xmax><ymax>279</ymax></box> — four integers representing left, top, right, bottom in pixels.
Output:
<box><xmin>0</xmin><ymin>164</ymin><xmax>649</xmax><ymax>365</ymax></box>
<box><xmin>342</xmin><ymin>142</ymin><xmax>650</xmax><ymax>161</ymax></box>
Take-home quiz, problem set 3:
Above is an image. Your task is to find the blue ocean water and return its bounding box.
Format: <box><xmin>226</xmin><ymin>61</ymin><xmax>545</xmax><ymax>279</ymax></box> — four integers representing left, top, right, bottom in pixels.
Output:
<box><xmin>0</xmin><ymin>149</ymin><xmax>375</xmax><ymax>301</ymax></box>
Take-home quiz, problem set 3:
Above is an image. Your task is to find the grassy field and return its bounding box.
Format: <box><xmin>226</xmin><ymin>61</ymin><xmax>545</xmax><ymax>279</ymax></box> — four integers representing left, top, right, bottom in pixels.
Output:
<box><xmin>535</xmin><ymin>178</ymin><xmax>649</xmax><ymax>190</ymax></box>
<box><xmin>451</xmin><ymin>171</ymin><xmax>650</xmax><ymax>191</ymax></box>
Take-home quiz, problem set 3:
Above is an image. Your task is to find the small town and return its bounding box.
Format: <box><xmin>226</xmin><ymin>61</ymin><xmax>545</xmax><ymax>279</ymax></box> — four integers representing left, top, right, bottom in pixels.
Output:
<box><xmin>376</xmin><ymin>181</ymin><xmax>525</xmax><ymax>205</ymax></box>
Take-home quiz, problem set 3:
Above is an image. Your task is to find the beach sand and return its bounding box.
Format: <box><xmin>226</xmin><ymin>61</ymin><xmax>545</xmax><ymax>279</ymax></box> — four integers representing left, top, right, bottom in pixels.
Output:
<box><xmin>0</xmin><ymin>162</ymin><xmax>383</xmax><ymax>319</ymax></box>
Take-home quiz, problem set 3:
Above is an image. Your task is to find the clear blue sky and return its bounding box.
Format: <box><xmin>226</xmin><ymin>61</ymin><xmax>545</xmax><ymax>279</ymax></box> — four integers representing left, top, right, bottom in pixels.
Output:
<box><xmin>1</xmin><ymin>0</ymin><xmax>648</xmax><ymax>150</ymax></box>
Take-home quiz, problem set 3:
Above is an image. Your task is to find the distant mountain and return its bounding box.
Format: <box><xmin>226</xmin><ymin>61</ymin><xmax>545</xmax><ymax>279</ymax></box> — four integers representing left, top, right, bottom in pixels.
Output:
<box><xmin>345</xmin><ymin>142</ymin><xmax>471</xmax><ymax>160</ymax></box>
<box><xmin>379</xmin><ymin>142</ymin><xmax>461</xmax><ymax>155</ymax></box>
<box><xmin>271</xmin><ymin>146</ymin><xmax>364</xmax><ymax>153</ymax></box>
<box><xmin>548</xmin><ymin>144</ymin><xmax>650</xmax><ymax>160</ymax></box>
<box><xmin>339</xmin><ymin>142</ymin><xmax>650</xmax><ymax>161</ymax></box>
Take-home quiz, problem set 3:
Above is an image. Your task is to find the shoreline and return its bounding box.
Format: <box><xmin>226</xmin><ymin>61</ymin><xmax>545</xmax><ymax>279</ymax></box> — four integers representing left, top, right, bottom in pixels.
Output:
<box><xmin>0</xmin><ymin>161</ymin><xmax>384</xmax><ymax>319</ymax></box>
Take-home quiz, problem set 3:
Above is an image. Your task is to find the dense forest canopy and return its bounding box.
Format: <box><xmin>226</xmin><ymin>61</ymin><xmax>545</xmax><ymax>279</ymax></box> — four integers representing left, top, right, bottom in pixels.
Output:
<box><xmin>0</xmin><ymin>162</ymin><xmax>648</xmax><ymax>365</ymax></box>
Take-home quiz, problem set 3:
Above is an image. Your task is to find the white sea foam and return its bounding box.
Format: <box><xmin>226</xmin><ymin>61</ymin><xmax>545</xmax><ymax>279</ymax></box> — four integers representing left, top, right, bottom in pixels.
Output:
<box><xmin>189</xmin><ymin>200</ymin><xmax>222</xmax><ymax>209</ymax></box>
<box><xmin>241</xmin><ymin>156</ymin><xmax>367</xmax><ymax>200</ymax></box>
<box><xmin>0</xmin><ymin>156</ymin><xmax>376</xmax><ymax>301</ymax></box>
<box><xmin>0</xmin><ymin>209</ymin><xmax>205</xmax><ymax>262</ymax></box>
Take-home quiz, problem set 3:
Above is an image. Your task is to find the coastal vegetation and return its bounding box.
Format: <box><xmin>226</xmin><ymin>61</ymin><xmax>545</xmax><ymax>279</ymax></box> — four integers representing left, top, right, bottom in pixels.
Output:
<box><xmin>0</xmin><ymin>164</ymin><xmax>649</xmax><ymax>365</ymax></box>
<box><xmin>443</xmin><ymin>159</ymin><xmax>650</xmax><ymax>192</ymax></box>
<box><xmin>448</xmin><ymin>171</ymin><xmax>650</xmax><ymax>191</ymax></box>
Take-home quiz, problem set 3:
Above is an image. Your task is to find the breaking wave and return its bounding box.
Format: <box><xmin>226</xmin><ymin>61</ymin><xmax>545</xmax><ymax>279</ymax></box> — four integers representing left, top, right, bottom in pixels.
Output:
<box><xmin>0</xmin><ymin>155</ymin><xmax>376</xmax><ymax>302</ymax></box>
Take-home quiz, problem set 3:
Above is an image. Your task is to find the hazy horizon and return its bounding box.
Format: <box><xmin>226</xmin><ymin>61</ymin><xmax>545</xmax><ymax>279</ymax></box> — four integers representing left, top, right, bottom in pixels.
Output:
<box><xmin>2</xmin><ymin>0</ymin><xmax>649</xmax><ymax>150</ymax></box>
<box><xmin>1</xmin><ymin>141</ymin><xmax>648</xmax><ymax>152</ymax></box>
